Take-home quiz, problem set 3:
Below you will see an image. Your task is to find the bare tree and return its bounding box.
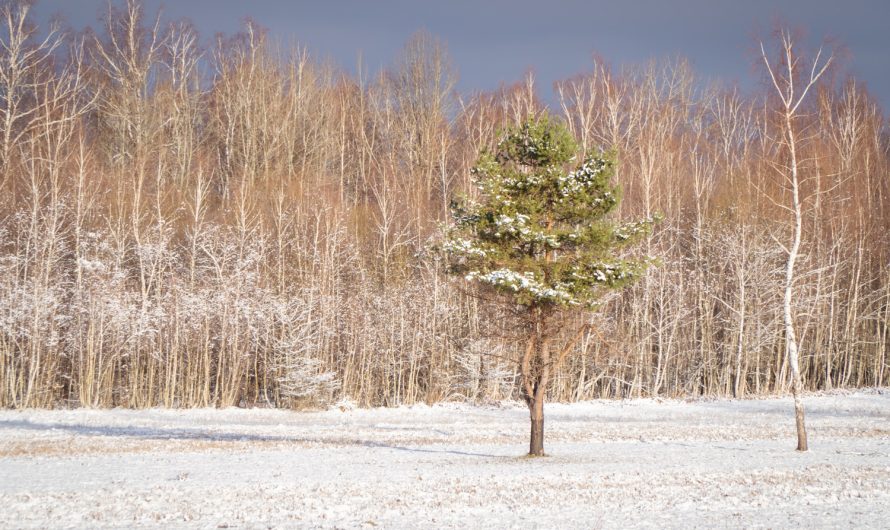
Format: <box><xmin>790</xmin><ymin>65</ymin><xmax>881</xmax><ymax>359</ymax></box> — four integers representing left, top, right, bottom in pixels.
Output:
<box><xmin>760</xmin><ymin>29</ymin><xmax>832</xmax><ymax>451</ymax></box>
<box><xmin>0</xmin><ymin>1</ymin><xmax>64</xmax><ymax>181</ymax></box>
<box><xmin>0</xmin><ymin>2</ymin><xmax>886</xmax><ymax>412</ymax></box>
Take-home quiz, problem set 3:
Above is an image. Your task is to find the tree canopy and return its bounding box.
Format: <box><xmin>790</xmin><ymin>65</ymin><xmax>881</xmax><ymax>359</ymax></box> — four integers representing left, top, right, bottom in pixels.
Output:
<box><xmin>443</xmin><ymin>115</ymin><xmax>654</xmax><ymax>309</ymax></box>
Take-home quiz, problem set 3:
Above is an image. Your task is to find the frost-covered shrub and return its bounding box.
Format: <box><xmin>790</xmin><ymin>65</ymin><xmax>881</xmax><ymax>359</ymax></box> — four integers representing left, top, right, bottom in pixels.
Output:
<box><xmin>450</xmin><ymin>338</ymin><xmax>515</xmax><ymax>402</ymax></box>
<box><xmin>270</xmin><ymin>290</ymin><xmax>340</xmax><ymax>407</ymax></box>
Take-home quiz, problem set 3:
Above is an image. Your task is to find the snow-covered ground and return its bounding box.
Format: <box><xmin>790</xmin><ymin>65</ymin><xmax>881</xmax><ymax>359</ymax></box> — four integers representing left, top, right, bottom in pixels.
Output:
<box><xmin>1</xmin><ymin>391</ymin><xmax>888</xmax><ymax>529</ymax></box>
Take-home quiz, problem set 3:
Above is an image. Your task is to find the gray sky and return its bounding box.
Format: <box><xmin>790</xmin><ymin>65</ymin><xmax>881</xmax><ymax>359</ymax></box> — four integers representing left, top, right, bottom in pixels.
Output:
<box><xmin>32</xmin><ymin>0</ymin><xmax>890</xmax><ymax>110</ymax></box>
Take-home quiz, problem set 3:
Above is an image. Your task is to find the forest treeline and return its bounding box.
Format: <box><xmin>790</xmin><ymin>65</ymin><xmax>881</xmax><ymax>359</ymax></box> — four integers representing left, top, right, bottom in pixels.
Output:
<box><xmin>1</xmin><ymin>1</ymin><xmax>887</xmax><ymax>408</ymax></box>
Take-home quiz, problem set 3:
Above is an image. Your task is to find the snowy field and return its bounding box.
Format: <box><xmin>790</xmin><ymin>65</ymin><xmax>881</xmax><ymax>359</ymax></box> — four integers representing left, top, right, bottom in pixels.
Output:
<box><xmin>1</xmin><ymin>391</ymin><xmax>888</xmax><ymax>529</ymax></box>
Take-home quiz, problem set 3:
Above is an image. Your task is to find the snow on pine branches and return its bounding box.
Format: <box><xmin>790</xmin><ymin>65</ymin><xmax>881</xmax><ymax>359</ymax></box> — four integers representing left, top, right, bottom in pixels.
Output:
<box><xmin>442</xmin><ymin>115</ymin><xmax>655</xmax><ymax>309</ymax></box>
<box><xmin>440</xmin><ymin>114</ymin><xmax>656</xmax><ymax>456</ymax></box>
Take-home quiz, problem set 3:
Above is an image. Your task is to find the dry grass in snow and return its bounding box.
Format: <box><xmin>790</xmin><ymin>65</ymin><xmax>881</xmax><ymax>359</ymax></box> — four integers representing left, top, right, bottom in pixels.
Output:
<box><xmin>1</xmin><ymin>391</ymin><xmax>888</xmax><ymax>529</ymax></box>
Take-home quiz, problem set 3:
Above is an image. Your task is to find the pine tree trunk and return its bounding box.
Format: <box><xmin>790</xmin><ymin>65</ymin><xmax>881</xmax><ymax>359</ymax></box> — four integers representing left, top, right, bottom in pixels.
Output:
<box><xmin>522</xmin><ymin>313</ymin><xmax>550</xmax><ymax>457</ymax></box>
<box><xmin>528</xmin><ymin>387</ymin><xmax>545</xmax><ymax>456</ymax></box>
<box><xmin>528</xmin><ymin>336</ymin><xmax>550</xmax><ymax>457</ymax></box>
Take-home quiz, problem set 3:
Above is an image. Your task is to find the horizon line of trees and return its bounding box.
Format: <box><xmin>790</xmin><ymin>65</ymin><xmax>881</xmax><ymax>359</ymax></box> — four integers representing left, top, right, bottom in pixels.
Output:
<box><xmin>0</xmin><ymin>0</ymin><xmax>887</xmax><ymax>408</ymax></box>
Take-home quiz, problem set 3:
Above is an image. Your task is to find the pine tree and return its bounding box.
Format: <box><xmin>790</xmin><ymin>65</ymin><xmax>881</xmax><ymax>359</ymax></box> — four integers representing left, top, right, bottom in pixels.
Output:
<box><xmin>442</xmin><ymin>115</ymin><xmax>654</xmax><ymax>456</ymax></box>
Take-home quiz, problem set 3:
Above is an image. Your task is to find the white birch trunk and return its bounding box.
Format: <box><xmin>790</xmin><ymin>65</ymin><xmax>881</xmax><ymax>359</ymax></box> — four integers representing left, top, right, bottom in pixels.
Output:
<box><xmin>784</xmin><ymin>110</ymin><xmax>808</xmax><ymax>451</ymax></box>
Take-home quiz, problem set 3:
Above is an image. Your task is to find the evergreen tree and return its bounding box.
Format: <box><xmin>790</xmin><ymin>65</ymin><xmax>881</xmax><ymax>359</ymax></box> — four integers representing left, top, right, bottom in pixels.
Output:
<box><xmin>442</xmin><ymin>115</ymin><xmax>654</xmax><ymax>456</ymax></box>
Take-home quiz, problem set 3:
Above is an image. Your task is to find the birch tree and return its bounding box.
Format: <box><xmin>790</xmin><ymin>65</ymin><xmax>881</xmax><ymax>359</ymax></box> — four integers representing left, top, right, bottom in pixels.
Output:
<box><xmin>0</xmin><ymin>1</ymin><xmax>64</xmax><ymax>179</ymax></box>
<box><xmin>760</xmin><ymin>30</ymin><xmax>832</xmax><ymax>452</ymax></box>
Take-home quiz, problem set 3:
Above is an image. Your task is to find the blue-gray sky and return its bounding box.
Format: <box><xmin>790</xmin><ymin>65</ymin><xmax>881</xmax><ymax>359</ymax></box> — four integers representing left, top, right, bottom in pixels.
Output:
<box><xmin>31</xmin><ymin>0</ymin><xmax>890</xmax><ymax>110</ymax></box>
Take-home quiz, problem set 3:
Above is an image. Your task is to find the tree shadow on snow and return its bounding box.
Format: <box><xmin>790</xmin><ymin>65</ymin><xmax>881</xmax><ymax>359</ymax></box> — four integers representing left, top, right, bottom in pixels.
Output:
<box><xmin>0</xmin><ymin>419</ymin><xmax>507</xmax><ymax>459</ymax></box>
